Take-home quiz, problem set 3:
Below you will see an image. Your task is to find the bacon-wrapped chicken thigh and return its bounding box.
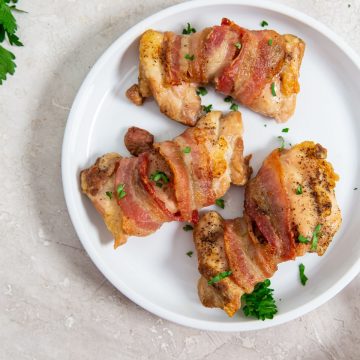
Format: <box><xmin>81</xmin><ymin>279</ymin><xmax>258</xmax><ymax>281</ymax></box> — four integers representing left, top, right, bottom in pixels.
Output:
<box><xmin>127</xmin><ymin>18</ymin><xmax>305</xmax><ymax>125</ymax></box>
<box><xmin>80</xmin><ymin>111</ymin><xmax>251</xmax><ymax>248</ymax></box>
<box><xmin>193</xmin><ymin>142</ymin><xmax>341</xmax><ymax>316</ymax></box>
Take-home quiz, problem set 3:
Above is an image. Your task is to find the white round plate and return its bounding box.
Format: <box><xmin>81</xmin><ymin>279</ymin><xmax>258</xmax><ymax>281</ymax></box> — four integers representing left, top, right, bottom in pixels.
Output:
<box><xmin>62</xmin><ymin>0</ymin><xmax>360</xmax><ymax>331</ymax></box>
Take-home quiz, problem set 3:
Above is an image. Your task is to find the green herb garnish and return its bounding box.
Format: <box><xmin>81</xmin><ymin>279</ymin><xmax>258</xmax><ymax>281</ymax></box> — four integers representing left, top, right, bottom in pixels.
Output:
<box><xmin>282</xmin><ymin>128</ymin><xmax>289</xmax><ymax>133</ymax></box>
<box><xmin>310</xmin><ymin>224</ymin><xmax>322</xmax><ymax>251</ymax></box>
<box><xmin>208</xmin><ymin>270</ymin><xmax>232</xmax><ymax>285</ymax></box>
<box><xmin>230</xmin><ymin>103</ymin><xmax>239</xmax><ymax>111</ymax></box>
<box><xmin>0</xmin><ymin>0</ymin><xmax>25</xmax><ymax>85</ymax></box>
<box><xmin>186</xmin><ymin>251</ymin><xmax>193</xmax><ymax>257</ymax></box>
<box><xmin>116</xmin><ymin>184</ymin><xmax>126</xmax><ymax>199</ymax></box>
<box><xmin>184</xmin><ymin>53</ymin><xmax>195</xmax><ymax>61</ymax></box>
<box><xmin>242</xmin><ymin>279</ymin><xmax>278</xmax><ymax>320</ymax></box>
<box><xmin>215</xmin><ymin>198</ymin><xmax>225</xmax><ymax>209</ymax></box>
<box><xmin>196</xmin><ymin>86</ymin><xmax>208</xmax><ymax>96</ymax></box>
<box><xmin>150</xmin><ymin>171</ymin><xmax>169</xmax><ymax>187</ymax></box>
<box><xmin>268</xmin><ymin>38</ymin><xmax>273</xmax><ymax>46</ymax></box>
<box><xmin>183</xmin><ymin>146</ymin><xmax>191</xmax><ymax>154</ymax></box>
<box><xmin>182</xmin><ymin>22</ymin><xmax>196</xmax><ymax>34</ymax></box>
<box><xmin>271</xmin><ymin>82</ymin><xmax>277</xmax><ymax>96</ymax></box>
<box><xmin>260</xmin><ymin>20</ymin><xmax>269</xmax><ymax>27</ymax></box>
<box><xmin>224</xmin><ymin>96</ymin><xmax>233</xmax><ymax>102</ymax></box>
<box><xmin>299</xmin><ymin>263</ymin><xmax>308</xmax><ymax>286</ymax></box>
<box><xmin>105</xmin><ymin>191</ymin><xmax>113</xmax><ymax>200</ymax></box>
<box><xmin>183</xmin><ymin>224</ymin><xmax>193</xmax><ymax>231</ymax></box>
<box><xmin>277</xmin><ymin>136</ymin><xmax>285</xmax><ymax>151</ymax></box>
<box><xmin>296</xmin><ymin>184</ymin><xmax>303</xmax><ymax>195</ymax></box>
<box><xmin>202</xmin><ymin>104</ymin><xmax>212</xmax><ymax>113</ymax></box>
<box><xmin>298</xmin><ymin>235</ymin><xmax>309</xmax><ymax>244</ymax></box>
<box><xmin>234</xmin><ymin>42</ymin><xmax>241</xmax><ymax>49</ymax></box>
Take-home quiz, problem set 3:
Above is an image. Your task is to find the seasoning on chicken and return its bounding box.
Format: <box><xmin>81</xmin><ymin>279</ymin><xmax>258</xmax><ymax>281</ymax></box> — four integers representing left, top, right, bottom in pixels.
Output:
<box><xmin>193</xmin><ymin>142</ymin><xmax>341</xmax><ymax>316</ymax></box>
<box><xmin>80</xmin><ymin>111</ymin><xmax>251</xmax><ymax>248</ymax></box>
<box><xmin>127</xmin><ymin>18</ymin><xmax>305</xmax><ymax>125</ymax></box>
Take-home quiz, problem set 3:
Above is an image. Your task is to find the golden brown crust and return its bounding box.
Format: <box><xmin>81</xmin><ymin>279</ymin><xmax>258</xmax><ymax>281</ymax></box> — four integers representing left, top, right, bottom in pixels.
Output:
<box><xmin>80</xmin><ymin>153</ymin><xmax>128</xmax><ymax>248</ymax></box>
<box><xmin>126</xmin><ymin>84</ymin><xmax>144</xmax><ymax>106</ymax></box>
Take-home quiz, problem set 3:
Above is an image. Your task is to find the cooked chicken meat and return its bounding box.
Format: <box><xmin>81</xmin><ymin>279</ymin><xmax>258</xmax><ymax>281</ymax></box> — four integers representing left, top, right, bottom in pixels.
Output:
<box><xmin>80</xmin><ymin>111</ymin><xmax>251</xmax><ymax>247</ymax></box>
<box><xmin>127</xmin><ymin>18</ymin><xmax>305</xmax><ymax>125</ymax></box>
<box><xmin>193</xmin><ymin>142</ymin><xmax>341</xmax><ymax>316</ymax></box>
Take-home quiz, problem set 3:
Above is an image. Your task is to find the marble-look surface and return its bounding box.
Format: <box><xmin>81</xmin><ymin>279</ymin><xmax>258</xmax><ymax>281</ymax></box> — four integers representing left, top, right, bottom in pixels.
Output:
<box><xmin>0</xmin><ymin>0</ymin><xmax>359</xmax><ymax>359</ymax></box>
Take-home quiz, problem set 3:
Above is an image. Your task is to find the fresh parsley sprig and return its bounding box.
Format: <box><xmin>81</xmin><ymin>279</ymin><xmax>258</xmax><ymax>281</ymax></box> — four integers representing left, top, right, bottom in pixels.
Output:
<box><xmin>242</xmin><ymin>279</ymin><xmax>278</xmax><ymax>320</ymax></box>
<box><xmin>208</xmin><ymin>270</ymin><xmax>232</xmax><ymax>285</ymax></box>
<box><xmin>0</xmin><ymin>0</ymin><xmax>25</xmax><ymax>85</ymax></box>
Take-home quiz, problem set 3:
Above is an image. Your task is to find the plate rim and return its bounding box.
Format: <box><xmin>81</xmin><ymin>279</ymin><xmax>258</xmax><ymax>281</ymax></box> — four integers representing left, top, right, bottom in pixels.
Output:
<box><xmin>62</xmin><ymin>0</ymin><xmax>360</xmax><ymax>331</ymax></box>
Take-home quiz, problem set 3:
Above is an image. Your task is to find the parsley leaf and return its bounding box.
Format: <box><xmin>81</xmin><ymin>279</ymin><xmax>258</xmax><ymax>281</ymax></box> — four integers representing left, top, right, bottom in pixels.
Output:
<box><xmin>150</xmin><ymin>171</ymin><xmax>169</xmax><ymax>187</ymax></box>
<box><xmin>310</xmin><ymin>224</ymin><xmax>322</xmax><ymax>251</ymax></box>
<box><xmin>215</xmin><ymin>198</ymin><xmax>225</xmax><ymax>209</ymax></box>
<box><xmin>260</xmin><ymin>20</ymin><xmax>269</xmax><ymax>27</ymax></box>
<box><xmin>230</xmin><ymin>103</ymin><xmax>238</xmax><ymax>111</ymax></box>
<box><xmin>208</xmin><ymin>270</ymin><xmax>232</xmax><ymax>285</ymax></box>
<box><xmin>242</xmin><ymin>279</ymin><xmax>277</xmax><ymax>320</ymax></box>
<box><xmin>184</xmin><ymin>53</ymin><xmax>195</xmax><ymax>61</ymax></box>
<box><xmin>299</xmin><ymin>263</ymin><xmax>308</xmax><ymax>286</ymax></box>
<box><xmin>183</xmin><ymin>224</ymin><xmax>193</xmax><ymax>231</ymax></box>
<box><xmin>224</xmin><ymin>95</ymin><xmax>233</xmax><ymax>102</ymax></box>
<box><xmin>182</xmin><ymin>22</ymin><xmax>196</xmax><ymax>34</ymax></box>
<box><xmin>116</xmin><ymin>184</ymin><xmax>126</xmax><ymax>199</ymax></box>
<box><xmin>186</xmin><ymin>251</ymin><xmax>193</xmax><ymax>257</ymax></box>
<box><xmin>268</xmin><ymin>38</ymin><xmax>273</xmax><ymax>46</ymax></box>
<box><xmin>0</xmin><ymin>44</ymin><xmax>15</xmax><ymax>84</ymax></box>
<box><xmin>298</xmin><ymin>234</ymin><xmax>309</xmax><ymax>244</ymax></box>
<box><xmin>277</xmin><ymin>136</ymin><xmax>285</xmax><ymax>151</ymax></box>
<box><xmin>202</xmin><ymin>104</ymin><xmax>212</xmax><ymax>113</ymax></box>
<box><xmin>296</xmin><ymin>184</ymin><xmax>303</xmax><ymax>194</ymax></box>
<box><xmin>183</xmin><ymin>146</ymin><xmax>191</xmax><ymax>154</ymax></box>
<box><xmin>234</xmin><ymin>42</ymin><xmax>241</xmax><ymax>49</ymax></box>
<box><xmin>0</xmin><ymin>1</ymin><xmax>17</xmax><ymax>35</ymax></box>
<box><xmin>271</xmin><ymin>82</ymin><xmax>277</xmax><ymax>96</ymax></box>
<box><xmin>105</xmin><ymin>191</ymin><xmax>113</xmax><ymax>200</ymax></box>
<box><xmin>282</xmin><ymin>128</ymin><xmax>289</xmax><ymax>133</ymax></box>
<box><xmin>196</xmin><ymin>86</ymin><xmax>207</xmax><ymax>96</ymax></box>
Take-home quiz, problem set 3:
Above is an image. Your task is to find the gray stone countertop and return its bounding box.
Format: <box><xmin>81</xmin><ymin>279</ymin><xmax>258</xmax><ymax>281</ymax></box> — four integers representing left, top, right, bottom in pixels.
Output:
<box><xmin>0</xmin><ymin>0</ymin><xmax>359</xmax><ymax>359</ymax></box>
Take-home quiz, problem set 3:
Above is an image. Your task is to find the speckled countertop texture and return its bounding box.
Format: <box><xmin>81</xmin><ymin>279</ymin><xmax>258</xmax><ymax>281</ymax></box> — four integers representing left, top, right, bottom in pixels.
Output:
<box><xmin>0</xmin><ymin>0</ymin><xmax>359</xmax><ymax>359</ymax></box>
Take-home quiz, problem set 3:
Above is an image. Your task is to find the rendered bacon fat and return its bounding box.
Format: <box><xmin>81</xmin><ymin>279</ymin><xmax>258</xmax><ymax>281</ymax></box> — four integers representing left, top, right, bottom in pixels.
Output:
<box><xmin>194</xmin><ymin>142</ymin><xmax>341</xmax><ymax>317</ymax></box>
<box><xmin>127</xmin><ymin>18</ymin><xmax>305</xmax><ymax>125</ymax></box>
<box><xmin>80</xmin><ymin>111</ymin><xmax>251</xmax><ymax>247</ymax></box>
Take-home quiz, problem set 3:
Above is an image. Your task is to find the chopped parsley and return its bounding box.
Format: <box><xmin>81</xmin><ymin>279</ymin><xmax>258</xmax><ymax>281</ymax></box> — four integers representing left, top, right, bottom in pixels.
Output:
<box><xmin>260</xmin><ymin>20</ymin><xmax>269</xmax><ymax>27</ymax></box>
<box><xmin>299</xmin><ymin>263</ymin><xmax>308</xmax><ymax>286</ymax></box>
<box><xmin>298</xmin><ymin>235</ymin><xmax>309</xmax><ymax>244</ymax></box>
<box><xmin>282</xmin><ymin>128</ymin><xmax>289</xmax><ymax>133</ymax></box>
<box><xmin>202</xmin><ymin>104</ymin><xmax>213</xmax><ymax>113</ymax></box>
<box><xmin>196</xmin><ymin>86</ymin><xmax>208</xmax><ymax>96</ymax></box>
<box><xmin>150</xmin><ymin>171</ymin><xmax>169</xmax><ymax>187</ymax></box>
<box><xmin>310</xmin><ymin>224</ymin><xmax>322</xmax><ymax>251</ymax></box>
<box><xmin>242</xmin><ymin>279</ymin><xmax>277</xmax><ymax>320</ymax></box>
<box><xmin>224</xmin><ymin>96</ymin><xmax>233</xmax><ymax>102</ymax></box>
<box><xmin>183</xmin><ymin>224</ymin><xmax>193</xmax><ymax>231</ymax></box>
<box><xmin>215</xmin><ymin>198</ymin><xmax>225</xmax><ymax>209</ymax></box>
<box><xmin>277</xmin><ymin>136</ymin><xmax>285</xmax><ymax>151</ymax></box>
<box><xmin>208</xmin><ymin>270</ymin><xmax>232</xmax><ymax>285</ymax></box>
<box><xmin>296</xmin><ymin>184</ymin><xmax>303</xmax><ymax>195</ymax></box>
<box><xmin>182</xmin><ymin>22</ymin><xmax>196</xmax><ymax>34</ymax></box>
<box><xmin>183</xmin><ymin>146</ymin><xmax>191</xmax><ymax>154</ymax></box>
<box><xmin>186</xmin><ymin>251</ymin><xmax>193</xmax><ymax>257</ymax></box>
<box><xmin>105</xmin><ymin>191</ymin><xmax>113</xmax><ymax>200</ymax></box>
<box><xmin>271</xmin><ymin>82</ymin><xmax>277</xmax><ymax>96</ymax></box>
<box><xmin>230</xmin><ymin>103</ymin><xmax>239</xmax><ymax>111</ymax></box>
<box><xmin>268</xmin><ymin>38</ymin><xmax>273</xmax><ymax>46</ymax></box>
<box><xmin>184</xmin><ymin>53</ymin><xmax>195</xmax><ymax>61</ymax></box>
<box><xmin>234</xmin><ymin>42</ymin><xmax>242</xmax><ymax>49</ymax></box>
<box><xmin>116</xmin><ymin>184</ymin><xmax>126</xmax><ymax>199</ymax></box>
